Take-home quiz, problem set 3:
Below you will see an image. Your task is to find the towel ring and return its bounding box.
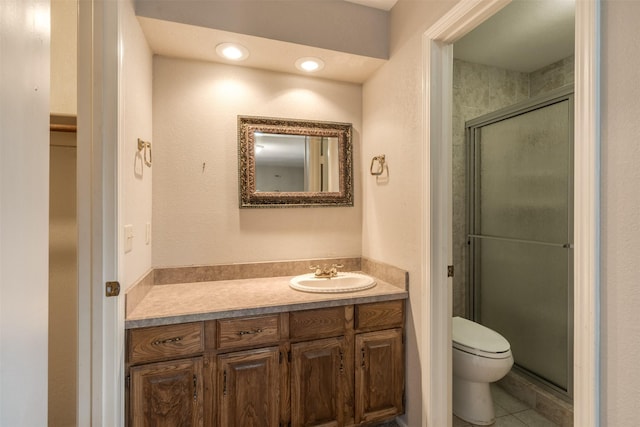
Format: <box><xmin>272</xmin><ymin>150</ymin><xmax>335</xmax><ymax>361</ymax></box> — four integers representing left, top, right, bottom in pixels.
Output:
<box><xmin>137</xmin><ymin>138</ymin><xmax>152</xmax><ymax>167</ymax></box>
<box><xmin>370</xmin><ymin>154</ymin><xmax>385</xmax><ymax>176</ymax></box>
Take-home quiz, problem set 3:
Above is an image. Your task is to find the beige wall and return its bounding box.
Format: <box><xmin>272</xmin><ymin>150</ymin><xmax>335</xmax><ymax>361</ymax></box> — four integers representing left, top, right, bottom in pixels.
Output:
<box><xmin>362</xmin><ymin>1</ymin><xmax>458</xmax><ymax>425</ymax></box>
<box><xmin>50</xmin><ymin>0</ymin><xmax>77</xmax><ymax>115</ymax></box>
<box><xmin>48</xmin><ymin>137</ymin><xmax>77</xmax><ymax>427</ymax></box>
<box><xmin>152</xmin><ymin>57</ymin><xmax>363</xmax><ymax>267</ymax></box>
<box><xmin>601</xmin><ymin>0</ymin><xmax>640</xmax><ymax>424</ymax></box>
<box><xmin>122</xmin><ymin>0</ymin><xmax>154</xmax><ymax>288</ymax></box>
<box><xmin>49</xmin><ymin>1</ymin><xmax>79</xmax><ymax>424</ymax></box>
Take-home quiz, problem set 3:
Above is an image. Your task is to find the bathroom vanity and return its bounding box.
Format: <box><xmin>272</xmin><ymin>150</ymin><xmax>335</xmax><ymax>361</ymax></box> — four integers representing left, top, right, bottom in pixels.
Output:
<box><xmin>125</xmin><ymin>268</ymin><xmax>407</xmax><ymax>427</ymax></box>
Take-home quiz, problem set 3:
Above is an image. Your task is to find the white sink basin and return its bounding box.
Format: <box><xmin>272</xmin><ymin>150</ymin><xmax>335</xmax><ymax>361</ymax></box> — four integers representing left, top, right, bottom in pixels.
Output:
<box><xmin>289</xmin><ymin>272</ymin><xmax>376</xmax><ymax>293</ymax></box>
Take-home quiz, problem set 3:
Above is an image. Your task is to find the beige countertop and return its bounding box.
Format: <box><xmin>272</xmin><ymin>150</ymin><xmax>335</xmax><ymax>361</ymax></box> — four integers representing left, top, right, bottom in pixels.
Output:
<box><xmin>125</xmin><ymin>274</ymin><xmax>408</xmax><ymax>329</ymax></box>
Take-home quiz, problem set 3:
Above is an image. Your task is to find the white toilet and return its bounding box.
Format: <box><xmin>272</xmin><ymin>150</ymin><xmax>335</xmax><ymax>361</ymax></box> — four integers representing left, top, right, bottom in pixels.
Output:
<box><xmin>452</xmin><ymin>316</ymin><xmax>514</xmax><ymax>425</ymax></box>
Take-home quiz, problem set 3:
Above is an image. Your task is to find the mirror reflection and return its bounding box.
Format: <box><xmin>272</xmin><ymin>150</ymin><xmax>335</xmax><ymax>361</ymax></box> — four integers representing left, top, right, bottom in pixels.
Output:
<box><xmin>238</xmin><ymin>116</ymin><xmax>353</xmax><ymax>208</ymax></box>
<box><xmin>254</xmin><ymin>133</ymin><xmax>339</xmax><ymax>193</ymax></box>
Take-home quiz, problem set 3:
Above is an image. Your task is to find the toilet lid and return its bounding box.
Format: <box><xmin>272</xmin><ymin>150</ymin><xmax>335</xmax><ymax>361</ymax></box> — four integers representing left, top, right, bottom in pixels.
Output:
<box><xmin>452</xmin><ymin>316</ymin><xmax>511</xmax><ymax>355</ymax></box>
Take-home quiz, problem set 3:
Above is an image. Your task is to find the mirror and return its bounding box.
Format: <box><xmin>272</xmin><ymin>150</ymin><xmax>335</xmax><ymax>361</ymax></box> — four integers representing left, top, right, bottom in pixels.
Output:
<box><xmin>238</xmin><ymin>116</ymin><xmax>353</xmax><ymax>208</ymax></box>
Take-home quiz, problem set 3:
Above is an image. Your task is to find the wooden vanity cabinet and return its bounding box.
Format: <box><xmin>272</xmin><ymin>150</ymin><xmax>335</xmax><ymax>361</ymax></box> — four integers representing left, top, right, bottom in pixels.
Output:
<box><xmin>217</xmin><ymin>347</ymin><xmax>281</xmax><ymax>427</ymax></box>
<box><xmin>214</xmin><ymin>314</ymin><xmax>283</xmax><ymax>427</ymax></box>
<box><xmin>290</xmin><ymin>338</ymin><xmax>346</xmax><ymax>427</ymax></box>
<box><xmin>354</xmin><ymin>301</ymin><xmax>405</xmax><ymax>425</ymax></box>
<box><xmin>127</xmin><ymin>322</ymin><xmax>205</xmax><ymax>427</ymax></box>
<box><xmin>354</xmin><ymin>329</ymin><xmax>403</xmax><ymax>424</ymax></box>
<box><xmin>126</xmin><ymin>300</ymin><xmax>405</xmax><ymax>427</ymax></box>
<box><xmin>130</xmin><ymin>357</ymin><xmax>204</xmax><ymax>427</ymax></box>
<box><xmin>289</xmin><ymin>305</ymin><xmax>349</xmax><ymax>427</ymax></box>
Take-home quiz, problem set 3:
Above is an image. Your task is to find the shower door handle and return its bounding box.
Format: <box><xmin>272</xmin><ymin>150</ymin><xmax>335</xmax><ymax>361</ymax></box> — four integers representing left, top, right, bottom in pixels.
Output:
<box><xmin>468</xmin><ymin>234</ymin><xmax>572</xmax><ymax>249</ymax></box>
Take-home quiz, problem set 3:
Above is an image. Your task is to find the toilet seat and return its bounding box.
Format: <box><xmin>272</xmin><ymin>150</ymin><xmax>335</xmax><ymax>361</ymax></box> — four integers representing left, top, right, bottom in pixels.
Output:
<box><xmin>452</xmin><ymin>316</ymin><xmax>511</xmax><ymax>359</ymax></box>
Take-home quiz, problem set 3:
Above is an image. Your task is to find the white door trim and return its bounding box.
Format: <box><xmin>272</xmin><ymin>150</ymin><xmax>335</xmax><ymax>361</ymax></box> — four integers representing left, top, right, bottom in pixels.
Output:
<box><xmin>421</xmin><ymin>0</ymin><xmax>600</xmax><ymax>426</ymax></box>
<box><xmin>572</xmin><ymin>1</ymin><xmax>601</xmax><ymax>425</ymax></box>
<box><xmin>77</xmin><ymin>0</ymin><xmax>122</xmax><ymax>424</ymax></box>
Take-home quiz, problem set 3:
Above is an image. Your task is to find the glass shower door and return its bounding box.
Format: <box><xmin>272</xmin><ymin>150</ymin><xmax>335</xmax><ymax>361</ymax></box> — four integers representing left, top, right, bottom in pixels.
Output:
<box><xmin>467</xmin><ymin>90</ymin><xmax>573</xmax><ymax>395</ymax></box>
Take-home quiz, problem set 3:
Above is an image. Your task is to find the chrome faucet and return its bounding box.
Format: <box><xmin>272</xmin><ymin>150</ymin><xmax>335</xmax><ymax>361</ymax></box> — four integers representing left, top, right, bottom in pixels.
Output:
<box><xmin>309</xmin><ymin>263</ymin><xmax>344</xmax><ymax>278</ymax></box>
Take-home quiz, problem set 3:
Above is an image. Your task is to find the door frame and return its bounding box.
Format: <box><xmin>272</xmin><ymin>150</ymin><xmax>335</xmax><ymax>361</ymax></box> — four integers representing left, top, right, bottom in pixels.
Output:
<box><xmin>421</xmin><ymin>0</ymin><xmax>600</xmax><ymax>426</ymax></box>
<box><xmin>77</xmin><ymin>0</ymin><xmax>123</xmax><ymax>424</ymax></box>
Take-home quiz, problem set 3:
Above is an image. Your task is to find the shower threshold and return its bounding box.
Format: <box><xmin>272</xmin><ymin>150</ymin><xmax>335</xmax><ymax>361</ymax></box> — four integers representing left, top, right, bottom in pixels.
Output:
<box><xmin>498</xmin><ymin>368</ymin><xmax>573</xmax><ymax>426</ymax></box>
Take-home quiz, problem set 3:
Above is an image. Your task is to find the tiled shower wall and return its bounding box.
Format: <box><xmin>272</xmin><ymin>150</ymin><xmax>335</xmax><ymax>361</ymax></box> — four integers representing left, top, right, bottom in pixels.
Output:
<box><xmin>530</xmin><ymin>56</ymin><xmax>575</xmax><ymax>98</ymax></box>
<box><xmin>452</xmin><ymin>56</ymin><xmax>574</xmax><ymax>317</ymax></box>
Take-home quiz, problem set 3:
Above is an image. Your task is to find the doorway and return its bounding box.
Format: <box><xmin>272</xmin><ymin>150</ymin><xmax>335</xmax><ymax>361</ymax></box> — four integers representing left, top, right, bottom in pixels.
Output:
<box><xmin>422</xmin><ymin>0</ymin><xmax>599</xmax><ymax>426</ymax></box>
<box><xmin>49</xmin><ymin>116</ymin><xmax>78</xmax><ymax>427</ymax></box>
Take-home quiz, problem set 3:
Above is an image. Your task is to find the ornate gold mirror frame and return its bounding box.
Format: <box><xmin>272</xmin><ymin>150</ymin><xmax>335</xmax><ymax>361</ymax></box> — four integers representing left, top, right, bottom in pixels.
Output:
<box><xmin>238</xmin><ymin>116</ymin><xmax>353</xmax><ymax>208</ymax></box>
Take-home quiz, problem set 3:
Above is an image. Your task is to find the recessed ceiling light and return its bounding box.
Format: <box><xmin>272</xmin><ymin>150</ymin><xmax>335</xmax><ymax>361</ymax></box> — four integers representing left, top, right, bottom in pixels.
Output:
<box><xmin>216</xmin><ymin>43</ymin><xmax>249</xmax><ymax>61</ymax></box>
<box><xmin>295</xmin><ymin>57</ymin><xmax>325</xmax><ymax>73</ymax></box>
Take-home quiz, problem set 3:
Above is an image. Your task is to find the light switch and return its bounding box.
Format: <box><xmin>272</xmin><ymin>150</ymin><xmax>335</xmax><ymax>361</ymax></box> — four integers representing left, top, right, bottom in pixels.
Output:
<box><xmin>145</xmin><ymin>222</ymin><xmax>151</xmax><ymax>245</ymax></box>
<box><xmin>124</xmin><ymin>224</ymin><xmax>134</xmax><ymax>253</ymax></box>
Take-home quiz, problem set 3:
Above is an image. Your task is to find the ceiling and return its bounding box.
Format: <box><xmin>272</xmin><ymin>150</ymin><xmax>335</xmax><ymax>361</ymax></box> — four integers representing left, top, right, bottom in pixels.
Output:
<box><xmin>138</xmin><ymin>0</ymin><xmax>575</xmax><ymax>84</ymax></box>
<box><xmin>255</xmin><ymin>134</ymin><xmax>306</xmax><ymax>167</ymax></box>
<box><xmin>138</xmin><ymin>17</ymin><xmax>387</xmax><ymax>84</ymax></box>
<box><xmin>345</xmin><ymin>0</ymin><xmax>398</xmax><ymax>11</ymax></box>
<box><xmin>454</xmin><ymin>0</ymin><xmax>575</xmax><ymax>73</ymax></box>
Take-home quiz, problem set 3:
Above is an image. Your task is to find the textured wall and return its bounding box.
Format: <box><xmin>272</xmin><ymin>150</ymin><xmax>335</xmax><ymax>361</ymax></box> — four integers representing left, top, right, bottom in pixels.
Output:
<box><xmin>152</xmin><ymin>57</ymin><xmax>362</xmax><ymax>267</ymax></box>
<box><xmin>601</xmin><ymin>1</ymin><xmax>640</xmax><ymax>424</ymax></box>
<box><xmin>362</xmin><ymin>1</ymin><xmax>460</xmax><ymax>425</ymax></box>
<box><xmin>122</xmin><ymin>0</ymin><xmax>154</xmax><ymax>289</ymax></box>
<box><xmin>529</xmin><ymin>56</ymin><xmax>574</xmax><ymax>99</ymax></box>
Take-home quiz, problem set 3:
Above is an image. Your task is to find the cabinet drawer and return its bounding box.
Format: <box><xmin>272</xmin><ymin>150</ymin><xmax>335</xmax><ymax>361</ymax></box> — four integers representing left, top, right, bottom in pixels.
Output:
<box><xmin>290</xmin><ymin>306</ymin><xmax>345</xmax><ymax>341</ymax></box>
<box><xmin>128</xmin><ymin>322</ymin><xmax>204</xmax><ymax>365</ymax></box>
<box><xmin>355</xmin><ymin>300</ymin><xmax>404</xmax><ymax>332</ymax></box>
<box><xmin>217</xmin><ymin>314</ymin><xmax>281</xmax><ymax>350</ymax></box>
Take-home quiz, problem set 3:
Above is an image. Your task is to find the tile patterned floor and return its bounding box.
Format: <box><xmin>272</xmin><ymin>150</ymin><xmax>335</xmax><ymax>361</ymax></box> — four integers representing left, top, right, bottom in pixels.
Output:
<box><xmin>453</xmin><ymin>384</ymin><xmax>559</xmax><ymax>427</ymax></box>
<box><xmin>369</xmin><ymin>382</ymin><xmax>559</xmax><ymax>427</ymax></box>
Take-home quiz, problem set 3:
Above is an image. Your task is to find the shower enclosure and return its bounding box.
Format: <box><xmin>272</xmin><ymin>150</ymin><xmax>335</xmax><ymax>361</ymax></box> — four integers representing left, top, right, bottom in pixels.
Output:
<box><xmin>466</xmin><ymin>87</ymin><xmax>574</xmax><ymax>398</ymax></box>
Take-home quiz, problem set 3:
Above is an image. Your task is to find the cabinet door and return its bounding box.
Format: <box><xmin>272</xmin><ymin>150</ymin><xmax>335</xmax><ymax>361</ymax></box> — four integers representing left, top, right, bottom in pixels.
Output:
<box><xmin>130</xmin><ymin>357</ymin><xmax>203</xmax><ymax>427</ymax></box>
<box><xmin>355</xmin><ymin>329</ymin><xmax>404</xmax><ymax>424</ymax></box>
<box><xmin>217</xmin><ymin>347</ymin><xmax>280</xmax><ymax>427</ymax></box>
<box><xmin>291</xmin><ymin>337</ymin><xmax>345</xmax><ymax>427</ymax></box>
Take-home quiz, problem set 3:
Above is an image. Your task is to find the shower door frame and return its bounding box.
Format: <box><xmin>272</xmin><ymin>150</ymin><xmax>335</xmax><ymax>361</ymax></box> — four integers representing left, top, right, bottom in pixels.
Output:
<box><xmin>466</xmin><ymin>86</ymin><xmax>575</xmax><ymax>398</ymax></box>
<box><xmin>421</xmin><ymin>0</ymin><xmax>600</xmax><ymax>426</ymax></box>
